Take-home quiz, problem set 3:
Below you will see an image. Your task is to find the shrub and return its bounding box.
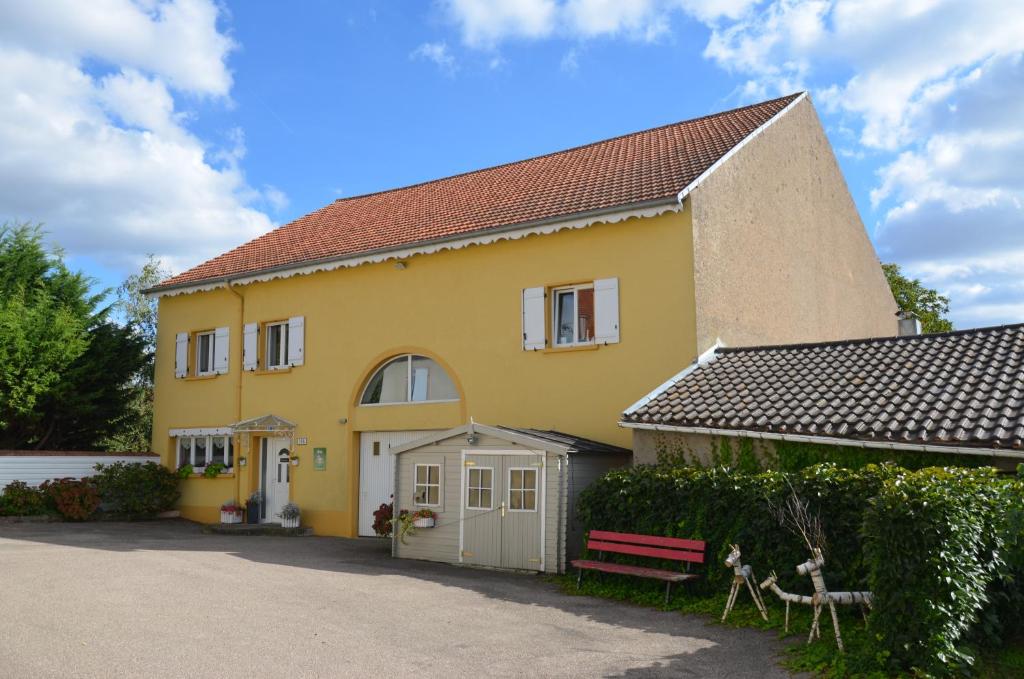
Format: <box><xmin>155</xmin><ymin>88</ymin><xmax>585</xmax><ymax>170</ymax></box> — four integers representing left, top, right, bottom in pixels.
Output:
<box><xmin>372</xmin><ymin>501</ymin><xmax>393</xmax><ymax>537</ymax></box>
<box><xmin>0</xmin><ymin>480</ymin><xmax>47</xmax><ymax>516</ymax></box>
<box><xmin>863</xmin><ymin>467</ymin><xmax>1023</xmax><ymax>676</ymax></box>
<box><xmin>92</xmin><ymin>461</ymin><xmax>180</xmax><ymax>517</ymax></box>
<box><xmin>39</xmin><ymin>478</ymin><xmax>100</xmax><ymax>520</ymax></box>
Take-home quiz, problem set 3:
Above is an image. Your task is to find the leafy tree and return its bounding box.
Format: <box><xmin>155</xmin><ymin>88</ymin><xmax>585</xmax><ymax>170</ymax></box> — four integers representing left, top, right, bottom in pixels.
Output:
<box><xmin>103</xmin><ymin>255</ymin><xmax>169</xmax><ymax>451</ymax></box>
<box><xmin>882</xmin><ymin>262</ymin><xmax>954</xmax><ymax>334</ymax></box>
<box><xmin>0</xmin><ymin>222</ymin><xmax>148</xmax><ymax>450</ymax></box>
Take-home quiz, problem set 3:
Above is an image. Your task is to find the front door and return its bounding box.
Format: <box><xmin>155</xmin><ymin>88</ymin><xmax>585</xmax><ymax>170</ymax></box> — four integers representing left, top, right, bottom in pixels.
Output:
<box><xmin>358</xmin><ymin>430</ymin><xmax>436</xmax><ymax>536</ymax></box>
<box><xmin>260</xmin><ymin>437</ymin><xmax>291</xmax><ymax>523</ymax></box>
<box><xmin>461</xmin><ymin>452</ymin><xmax>545</xmax><ymax>571</ymax></box>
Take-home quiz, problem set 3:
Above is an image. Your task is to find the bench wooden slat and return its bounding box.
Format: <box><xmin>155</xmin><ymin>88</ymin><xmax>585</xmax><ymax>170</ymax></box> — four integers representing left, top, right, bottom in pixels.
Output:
<box><xmin>588</xmin><ymin>530</ymin><xmax>705</xmax><ymax>552</ymax></box>
<box><xmin>570</xmin><ymin>560</ymin><xmax>700</xmax><ymax>582</ymax></box>
<box><xmin>586</xmin><ymin>539</ymin><xmax>705</xmax><ymax>564</ymax></box>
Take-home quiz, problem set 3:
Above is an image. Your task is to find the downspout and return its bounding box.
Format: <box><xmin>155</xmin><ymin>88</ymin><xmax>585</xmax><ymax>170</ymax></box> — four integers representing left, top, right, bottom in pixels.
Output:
<box><xmin>227</xmin><ymin>280</ymin><xmax>245</xmax><ymax>503</ymax></box>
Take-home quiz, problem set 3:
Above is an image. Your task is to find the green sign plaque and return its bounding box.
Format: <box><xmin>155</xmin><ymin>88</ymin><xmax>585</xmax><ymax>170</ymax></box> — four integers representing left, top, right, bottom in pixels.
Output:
<box><xmin>313</xmin><ymin>447</ymin><xmax>327</xmax><ymax>471</ymax></box>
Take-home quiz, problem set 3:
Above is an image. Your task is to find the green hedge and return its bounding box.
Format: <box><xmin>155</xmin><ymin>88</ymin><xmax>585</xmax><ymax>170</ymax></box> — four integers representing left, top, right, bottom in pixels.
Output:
<box><xmin>576</xmin><ymin>462</ymin><xmax>1024</xmax><ymax>675</ymax></box>
<box><xmin>91</xmin><ymin>461</ymin><xmax>180</xmax><ymax>517</ymax></box>
<box><xmin>864</xmin><ymin>466</ymin><xmax>1023</xmax><ymax>676</ymax></box>
<box><xmin>576</xmin><ymin>463</ymin><xmax>890</xmax><ymax>593</ymax></box>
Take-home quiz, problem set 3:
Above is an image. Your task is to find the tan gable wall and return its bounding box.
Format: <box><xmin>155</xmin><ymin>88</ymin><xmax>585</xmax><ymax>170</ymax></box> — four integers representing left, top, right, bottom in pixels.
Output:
<box><xmin>689</xmin><ymin>95</ymin><xmax>897</xmax><ymax>352</ymax></box>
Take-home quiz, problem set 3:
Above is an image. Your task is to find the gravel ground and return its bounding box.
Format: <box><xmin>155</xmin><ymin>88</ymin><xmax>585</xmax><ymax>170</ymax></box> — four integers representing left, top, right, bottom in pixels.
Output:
<box><xmin>0</xmin><ymin>521</ymin><xmax>799</xmax><ymax>678</ymax></box>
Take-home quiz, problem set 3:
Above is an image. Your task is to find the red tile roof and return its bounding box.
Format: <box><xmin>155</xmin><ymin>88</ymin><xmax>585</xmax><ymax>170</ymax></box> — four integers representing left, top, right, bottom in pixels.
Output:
<box><xmin>155</xmin><ymin>93</ymin><xmax>802</xmax><ymax>291</ymax></box>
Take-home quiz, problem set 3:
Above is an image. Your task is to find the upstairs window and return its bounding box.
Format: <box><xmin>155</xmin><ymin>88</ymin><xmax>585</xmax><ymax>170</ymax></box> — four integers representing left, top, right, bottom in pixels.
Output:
<box><xmin>265</xmin><ymin>321</ymin><xmax>289</xmax><ymax>370</ymax></box>
<box><xmin>360</xmin><ymin>355</ymin><xmax>458</xmax><ymax>405</ymax></box>
<box><xmin>195</xmin><ymin>330</ymin><xmax>216</xmax><ymax>376</ymax></box>
<box><xmin>521</xmin><ymin>278</ymin><xmax>619</xmax><ymax>351</ymax></box>
<box><xmin>553</xmin><ymin>284</ymin><xmax>595</xmax><ymax>346</ymax></box>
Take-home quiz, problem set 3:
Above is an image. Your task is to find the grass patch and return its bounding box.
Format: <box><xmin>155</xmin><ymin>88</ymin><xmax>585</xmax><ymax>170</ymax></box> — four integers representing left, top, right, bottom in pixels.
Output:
<box><xmin>551</xmin><ymin>572</ymin><xmax>904</xmax><ymax>678</ymax></box>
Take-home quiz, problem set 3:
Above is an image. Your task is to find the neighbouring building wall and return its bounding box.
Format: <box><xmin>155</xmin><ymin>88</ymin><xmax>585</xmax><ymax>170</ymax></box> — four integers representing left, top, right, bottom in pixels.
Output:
<box><xmin>632</xmin><ymin>430</ymin><xmax>773</xmax><ymax>466</ymax></box>
<box><xmin>688</xmin><ymin>95</ymin><xmax>898</xmax><ymax>352</ymax></box>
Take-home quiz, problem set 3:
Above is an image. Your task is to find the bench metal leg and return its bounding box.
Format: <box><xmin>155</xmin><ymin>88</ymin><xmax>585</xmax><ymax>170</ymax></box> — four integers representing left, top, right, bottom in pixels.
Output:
<box><xmin>664</xmin><ymin>582</ymin><xmax>672</xmax><ymax>606</ymax></box>
<box><xmin>576</xmin><ymin>568</ymin><xmax>584</xmax><ymax>590</ymax></box>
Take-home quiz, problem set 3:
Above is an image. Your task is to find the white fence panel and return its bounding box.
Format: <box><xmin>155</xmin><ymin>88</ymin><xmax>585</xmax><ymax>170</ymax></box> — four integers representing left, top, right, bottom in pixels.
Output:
<box><xmin>0</xmin><ymin>455</ymin><xmax>161</xmax><ymax>488</ymax></box>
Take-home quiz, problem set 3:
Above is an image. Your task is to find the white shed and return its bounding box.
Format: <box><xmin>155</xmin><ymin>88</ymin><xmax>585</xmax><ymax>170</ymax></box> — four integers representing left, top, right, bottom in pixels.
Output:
<box><xmin>390</xmin><ymin>423</ymin><xmax>630</xmax><ymax>573</ymax></box>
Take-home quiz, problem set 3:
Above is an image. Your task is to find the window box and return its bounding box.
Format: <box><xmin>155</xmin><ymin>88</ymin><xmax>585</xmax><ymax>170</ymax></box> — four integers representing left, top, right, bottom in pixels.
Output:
<box><xmin>412</xmin><ymin>516</ymin><xmax>435</xmax><ymax>528</ymax></box>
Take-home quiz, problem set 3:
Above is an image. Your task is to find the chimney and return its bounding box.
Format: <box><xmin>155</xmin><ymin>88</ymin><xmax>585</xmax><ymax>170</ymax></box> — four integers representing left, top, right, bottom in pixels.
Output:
<box><xmin>896</xmin><ymin>310</ymin><xmax>922</xmax><ymax>337</ymax></box>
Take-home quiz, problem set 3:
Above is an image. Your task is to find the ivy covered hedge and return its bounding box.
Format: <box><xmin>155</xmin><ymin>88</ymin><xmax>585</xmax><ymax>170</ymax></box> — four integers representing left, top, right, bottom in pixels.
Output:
<box><xmin>864</xmin><ymin>466</ymin><xmax>1023</xmax><ymax>675</ymax></box>
<box><xmin>576</xmin><ymin>462</ymin><xmax>1024</xmax><ymax>676</ymax></box>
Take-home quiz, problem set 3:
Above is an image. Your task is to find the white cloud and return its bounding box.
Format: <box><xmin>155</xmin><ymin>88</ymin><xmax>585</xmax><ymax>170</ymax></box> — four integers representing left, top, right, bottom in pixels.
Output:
<box><xmin>560</xmin><ymin>48</ymin><xmax>580</xmax><ymax>74</ymax></box>
<box><xmin>411</xmin><ymin>41</ymin><xmax>458</xmax><ymax>75</ymax></box>
<box><xmin>442</xmin><ymin>0</ymin><xmax>760</xmax><ymax>48</ymax></box>
<box><xmin>0</xmin><ymin>0</ymin><xmax>277</xmax><ymax>276</ymax></box>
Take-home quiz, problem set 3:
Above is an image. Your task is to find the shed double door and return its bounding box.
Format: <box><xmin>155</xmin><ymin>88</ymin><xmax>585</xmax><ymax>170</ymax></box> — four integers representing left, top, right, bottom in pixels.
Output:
<box><xmin>461</xmin><ymin>452</ymin><xmax>544</xmax><ymax>571</ymax></box>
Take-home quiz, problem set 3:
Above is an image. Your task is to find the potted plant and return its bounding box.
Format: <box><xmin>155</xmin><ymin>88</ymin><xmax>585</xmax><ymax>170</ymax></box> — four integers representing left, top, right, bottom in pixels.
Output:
<box><xmin>411</xmin><ymin>508</ymin><xmax>436</xmax><ymax>528</ymax></box>
<box><xmin>176</xmin><ymin>463</ymin><xmax>194</xmax><ymax>479</ymax></box>
<box><xmin>220</xmin><ymin>500</ymin><xmax>242</xmax><ymax>524</ymax></box>
<box><xmin>397</xmin><ymin>508</ymin><xmax>437</xmax><ymax>543</ymax></box>
<box><xmin>278</xmin><ymin>502</ymin><xmax>300</xmax><ymax>528</ymax></box>
<box><xmin>203</xmin><ymin>463</ymin><xmax>226</xmax><ymax>478</ymax></box>
<box><xmin>245</xmin><ymin>491</ymin><xmax>263</xmax><ymax>524</ymax></box>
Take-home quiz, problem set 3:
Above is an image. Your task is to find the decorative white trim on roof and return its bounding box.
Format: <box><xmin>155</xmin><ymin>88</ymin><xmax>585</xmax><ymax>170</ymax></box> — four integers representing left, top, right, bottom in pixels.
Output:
<box><xmin>622</xmin><ymin>340</ymin><xmax>723</xmax><ymax>416</ymax></box>
<box><xmin>617</xmin><ymin>422</ymin><xmax>1024</xmax><ymax>461</ymax></box>
<box><xmin>388</xmin><ymin>421</ymin><xmax>574</xmax><ymax>456</ymax></box>
<box><xmin>676</xmin><ymin>91</ymin><xmax>808</xmax><ymax>206</ymax></box>
<box><xmin>149</xmin><ymin>200</ymin><xmax>681</xmax><ymax>298</ymax></box>
<box><xmin>169</xmin><ymin>426</ymin><xmax>234</xmax><ymax>437</ymax></box>
<box><xmin>231</xmin><ymin>414</ymin><xmax>297</xmax><ymax>433</ymax></box>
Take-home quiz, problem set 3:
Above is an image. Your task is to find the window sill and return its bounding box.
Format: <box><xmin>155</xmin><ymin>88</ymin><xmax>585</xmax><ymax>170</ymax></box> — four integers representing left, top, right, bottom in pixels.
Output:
<box><xmin>183</xmin><ymin>374</ymin><xmax>219</xmax><ymax>381</ymax></box>
<box><xmin>185</xmin><ymin>472</ymin><xmax>235</xmax><ymax>479</ymax></box>
<box><xmin>542</xmin><ymin>343</ymin><xmax>600</xmax><ymax>354</ymax></box>
<box><xmin>251</xmin><ymin>367</ymin><xmax>292</xmax><ymax>376</ymax></box>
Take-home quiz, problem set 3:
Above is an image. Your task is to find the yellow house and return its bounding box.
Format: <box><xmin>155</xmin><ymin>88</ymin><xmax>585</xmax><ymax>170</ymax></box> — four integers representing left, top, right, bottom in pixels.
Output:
<box><xmin>148</xmin><ymin>92</ymin><xmax>897</xmax><ymax>537</ymax></box>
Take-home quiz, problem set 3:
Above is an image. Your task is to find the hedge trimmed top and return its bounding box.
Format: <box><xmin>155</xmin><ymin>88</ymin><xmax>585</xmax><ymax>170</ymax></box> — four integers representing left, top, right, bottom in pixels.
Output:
<box><xmin>623</xmin><ymin>323</ymin><xmax>1024</xmax><ymax>452</ymax></box>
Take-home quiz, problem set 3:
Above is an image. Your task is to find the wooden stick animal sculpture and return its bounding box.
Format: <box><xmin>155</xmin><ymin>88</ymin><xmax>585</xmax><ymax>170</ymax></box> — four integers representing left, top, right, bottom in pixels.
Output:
<box><xmin>721</xmin><ymin>544</ymin><xmax>769</xmax><ymax>622</ymax></box>
<box><xmin>758</xmin><ymin>548</ymin><xmax>872</xmax><ymax>652</ymax></box>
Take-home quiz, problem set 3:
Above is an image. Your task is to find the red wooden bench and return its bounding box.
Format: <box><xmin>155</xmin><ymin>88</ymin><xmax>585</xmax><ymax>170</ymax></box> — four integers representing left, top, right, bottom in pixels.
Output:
<box><xmin>571</xmin><ymin>530</ymin><xmax>706</xmax><ymax>605</ymax></box>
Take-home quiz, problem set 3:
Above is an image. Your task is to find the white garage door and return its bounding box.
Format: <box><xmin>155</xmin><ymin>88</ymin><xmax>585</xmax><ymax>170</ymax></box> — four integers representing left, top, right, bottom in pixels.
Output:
<box><xmin>358</xmin><ymin>430</ymin><xmax>437</xmax><ymax>536</ymax></box>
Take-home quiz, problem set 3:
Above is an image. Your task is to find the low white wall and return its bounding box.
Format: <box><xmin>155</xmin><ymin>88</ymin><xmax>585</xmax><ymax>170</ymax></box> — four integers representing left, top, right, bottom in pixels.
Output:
<box><xmin>0</xmin><ymin>454</ymin><xmax>160</xmax><ymax>488</ymax></box>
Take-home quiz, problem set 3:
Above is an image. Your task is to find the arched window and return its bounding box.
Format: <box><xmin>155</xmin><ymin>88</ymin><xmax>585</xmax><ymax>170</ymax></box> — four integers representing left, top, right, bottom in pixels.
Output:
<box><xmin>360</xmin><ymin>355</ymin><xmax>459</xmax><ymax>405</ymax></box>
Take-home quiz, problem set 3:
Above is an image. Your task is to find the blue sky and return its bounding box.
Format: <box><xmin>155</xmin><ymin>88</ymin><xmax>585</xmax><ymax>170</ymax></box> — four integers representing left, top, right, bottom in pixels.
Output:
<box><xmin>0</xmin><ymin>1</ymin><xmax>1022</xmax><ymax>328</ymax></box>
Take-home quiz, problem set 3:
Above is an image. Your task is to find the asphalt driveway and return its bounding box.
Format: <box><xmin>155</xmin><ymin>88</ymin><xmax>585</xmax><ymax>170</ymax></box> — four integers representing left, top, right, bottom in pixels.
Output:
<box><xmin>0</xmin><ymin>521</ymin><xmax>797</xmax><ymax>678</ymax></box>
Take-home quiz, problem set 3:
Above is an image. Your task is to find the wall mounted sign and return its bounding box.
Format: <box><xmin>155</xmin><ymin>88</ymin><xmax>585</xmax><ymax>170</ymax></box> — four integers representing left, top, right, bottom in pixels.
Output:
<box><xmin>313</xmin><ymin>447</ymin><xmax>326</xmax><ymax>471</ymax></box>
<box><xmin>296</xmin><ymin>437</ymin><xmax>309</xmax><ymax>445</ymax></box>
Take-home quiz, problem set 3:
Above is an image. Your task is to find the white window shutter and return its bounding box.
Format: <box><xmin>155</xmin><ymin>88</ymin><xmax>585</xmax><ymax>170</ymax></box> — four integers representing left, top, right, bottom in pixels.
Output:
<box><xmin>594</xmin><ymin>277</ymin><xmax>620</xmax><ymax>344</ymax></box>
<box><xmin>521</xmin><ymin>287</ymin><xmax>546</xmax><ymax>351</ymax></box>
<box><xmin>174</xmin><ymin>332</ymin><xmax>189</xmax><ymax>378</ymax></box>
<box><xmin>213</xmin><ymin>326</ymin><xmax>230</xmax><ymax>374</ymax></box>
<box><xmin>243</xmin><ymin>323</ymin><xmax>259</xmax><ymax>371</ymax></box>
<box><xmin>287</xmin><ymin>316</ymin><xmax>305</xmax><ymax>366</ymax></box>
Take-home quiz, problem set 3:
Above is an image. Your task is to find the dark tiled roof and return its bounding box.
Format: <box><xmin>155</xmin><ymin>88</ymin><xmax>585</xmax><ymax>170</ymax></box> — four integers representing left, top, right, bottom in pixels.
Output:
<box><xmin>497</xmin><ymin>427</ymin><xmax>631</xmax><ymax>456</ymax></box>
<box><xmin>623</xmin><ymin>324</ymin><xmax>1024</xmax><ymax>450</ymax></box>
<box><xmin>154</xmin><ymin>94</ymin><xmax>802</xmax><ymax>291</ymax></box>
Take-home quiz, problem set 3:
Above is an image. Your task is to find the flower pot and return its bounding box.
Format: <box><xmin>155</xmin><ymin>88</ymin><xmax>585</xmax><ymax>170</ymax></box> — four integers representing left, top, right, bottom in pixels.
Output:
<box><xmin>281</xmin><ymin>516</ymin><xmax>300</xmax><ymax>529</ymax></box>
<box><xmin>220</xmin><ymin>511</ymin><xmax>242</xmax><ymax>524</ymax></box>
<box><xmin>246</xmin><ymin>503</ymin><xmax>260</xmax><ymax>524</ymax></box>
<box><xmin>413</xmin><ymin>517</ymin><xmax>435</xmax><ymax>528</ymax></box>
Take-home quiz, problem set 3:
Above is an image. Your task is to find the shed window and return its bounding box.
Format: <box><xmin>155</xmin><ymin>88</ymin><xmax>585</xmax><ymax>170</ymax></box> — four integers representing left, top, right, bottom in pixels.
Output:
<box><xmin>414</xmin><ymin>464</ymin><xmax>441</xmax><ymax>506</ymax></box>
<box><xmin>466</xmin><ymin>467</ymin><xmax>493</xmax><ymax>509</ymax></box>
<box><xmin>360</xmin><ymin>355</ymin><xmax>458</xmax><ymax>405</ymax></box>
<box><xmin>508</xmin><ymin>468</ymin><xmax>538</xmax><ymax>511</ymax></box>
